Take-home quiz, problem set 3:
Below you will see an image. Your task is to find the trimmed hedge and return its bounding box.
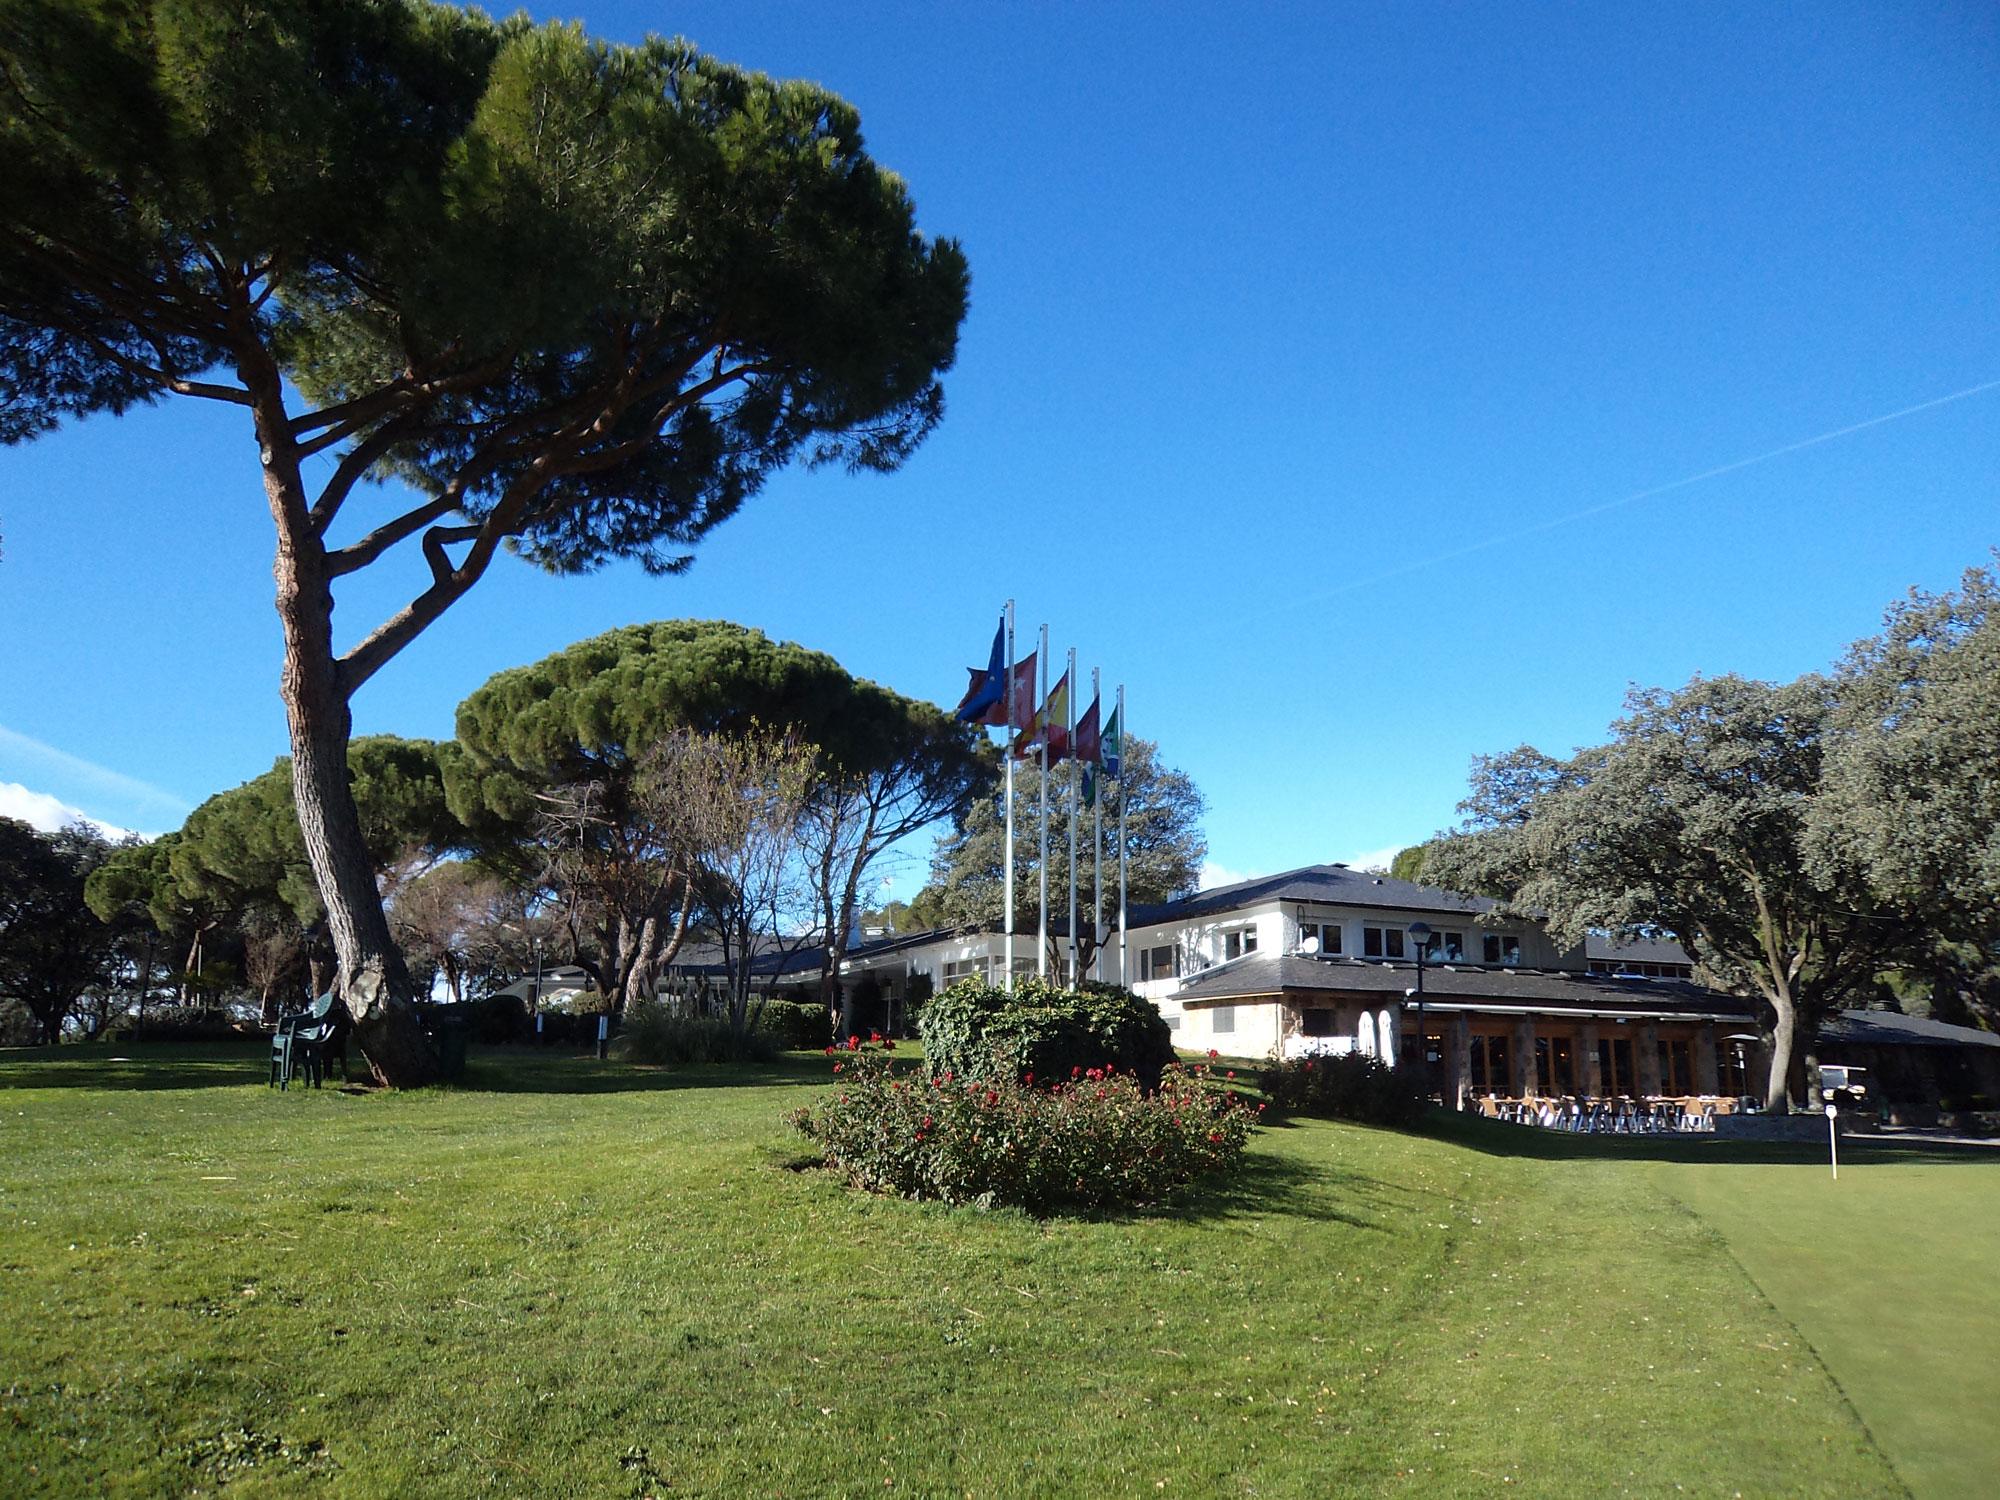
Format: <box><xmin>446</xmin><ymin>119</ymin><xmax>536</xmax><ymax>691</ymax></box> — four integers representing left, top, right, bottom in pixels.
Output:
<box><xmin>758</xmin><ymin>997</ymin><xmax>831</xmax><ymax>1049</ymax></box>
<box><xmin>1257</xmin><ymin>1052</ymin><xmax>1426</xmax><ymax>1128</ymax></box>
<box><xmin>615</xmin><ymin>1001</ymin><xmax>779</xmax><ymax>1065</ymax></box>
<box><xmin>918</xmin><ymin>977</ymin><xmax>1175</xmax><ymax>1090</ymax></box>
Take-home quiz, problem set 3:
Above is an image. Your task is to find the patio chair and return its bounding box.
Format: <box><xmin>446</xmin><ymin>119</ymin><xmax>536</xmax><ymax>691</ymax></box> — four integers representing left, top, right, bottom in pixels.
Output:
<box><xmin>269</xmin><ymin>990</ymin><xmax>341</xmax><ymax>1090</ymax></box>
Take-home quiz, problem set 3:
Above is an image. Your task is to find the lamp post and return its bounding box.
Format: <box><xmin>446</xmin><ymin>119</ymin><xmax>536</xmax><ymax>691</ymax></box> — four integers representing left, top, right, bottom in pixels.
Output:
<box><xmin>1407</xmin><ymin>920</ymin><xmax>1433</xmax><ymax>1096</ymax></box>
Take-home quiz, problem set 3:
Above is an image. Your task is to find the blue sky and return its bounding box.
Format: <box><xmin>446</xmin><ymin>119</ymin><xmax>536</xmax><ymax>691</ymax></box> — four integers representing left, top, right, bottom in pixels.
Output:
<box><xmin>2</xmin><ymin>1</ymin><xmax>1995</xmax><ymax>895</ymax></box>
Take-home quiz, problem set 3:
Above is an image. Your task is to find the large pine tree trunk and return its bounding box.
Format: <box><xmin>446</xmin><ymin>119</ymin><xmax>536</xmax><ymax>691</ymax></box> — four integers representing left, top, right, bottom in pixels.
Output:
<box><xmin>266</xmin><ymin>465</ymin><xmax>438</xmax><ymax>1085</ymax></box>
<box><xmin>247</xmin><ymin>339</ymin><xmax>439</xmax><ymax>1089</ymax></box>
<box><xmin>280</xmin><ymin>633</ymin><xmax>440</xmax><ymax>1086</ymax></box>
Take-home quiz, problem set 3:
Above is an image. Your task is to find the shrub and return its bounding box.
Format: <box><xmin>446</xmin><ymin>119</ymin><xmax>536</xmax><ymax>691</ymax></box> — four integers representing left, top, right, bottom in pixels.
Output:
<box><xmin>790</xmin><ymin>1042</ymin><xmax>1259</xmax><ymax>1213</ymax></box>
<box><xmin>615</xmin><ymin>1001</ymin><xmax>779</xmax><ymax>1065</ymax></box>
<box><xmin>757</xmin><ymin>997</ymin><xmax>830</xmax><ymax>1049</ymax></box>
<box><xmin>108</xmin><ymin>1006</ymin><xmax>246</xmax><ymax>1044</ymax></box>
<box><xmin>1258</xmin><ymin>1052</ymin><xmax>1426</xmax><ymax>1128</ymax></box>
<box><xmin>919</xmin><ymin>977</ymin><xmax>1175</xmax><ymax>1089</ymax></box>
<box><xmin>416</xmin><ymin>993</ymin><xmax>531</xmax><ymax>1044</ymax></box>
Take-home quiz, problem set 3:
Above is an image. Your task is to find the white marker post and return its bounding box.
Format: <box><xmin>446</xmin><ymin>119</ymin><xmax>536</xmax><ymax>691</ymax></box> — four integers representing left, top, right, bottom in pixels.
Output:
<box><xmin>1826</xmin><ymin>1100</ymin><xmax>1839</xmax><ymax>1180</ymax></box>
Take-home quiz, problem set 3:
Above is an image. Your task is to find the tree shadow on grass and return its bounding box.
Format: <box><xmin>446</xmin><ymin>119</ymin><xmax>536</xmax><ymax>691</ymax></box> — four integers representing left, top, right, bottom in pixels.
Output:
<box><xmin>0</xmin><ymin>1042</ymin><xmax>272</xmax><ymax>1091</ymax></box>
<box><xmin>458</xmin><ymin>1049</ymin><xmax>838</xmax><ymax>1096</ymax></box>
<box><xmin>1421</xmin><ymin>1109</ymin><xmax>2000</xmax><ymax>1169</ymax></box>
<box><xmin>0</xmin><ymin>1043</ymin><xmax>845</xmax><ymax>1097</ymax></box>
<box><xmin>1153</xmin><ymin>1149</ymin><xmax>1409</xmax><ymax>1230</ymax></box>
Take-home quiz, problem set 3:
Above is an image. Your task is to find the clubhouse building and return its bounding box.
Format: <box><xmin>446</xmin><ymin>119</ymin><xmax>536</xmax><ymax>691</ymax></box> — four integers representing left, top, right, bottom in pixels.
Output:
<box><xmin>838</xmin><ymin>862</ymin><xmax>1766</xmax><ymax>1105</ymax></box>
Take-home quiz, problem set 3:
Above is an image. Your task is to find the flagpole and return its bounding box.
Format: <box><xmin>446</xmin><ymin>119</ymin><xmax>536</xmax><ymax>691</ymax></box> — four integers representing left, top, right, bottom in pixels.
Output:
<box><xmin>1091</xmin><ymin>665</ymin><xmax>1102</xmax><ymax>984</ymax></box>
<box><xmin>1118</xmin><ymin>682</ymin><xmax>1129</xmax><ymax>989</ymax></box>
<box><xmin>1037</xmin><ymin>623</ymin><xmax>1049</xmax><ymax>980</ymax></box>
<box><xmin>1002</xmin><ymin>601</ymin><xmax>1016</xmax><ymax>994</ymax></box>
<box><xmin>1066</xmin><ymin>646</ymin><xmax>1079</xmax><ymax>987</ymax></box>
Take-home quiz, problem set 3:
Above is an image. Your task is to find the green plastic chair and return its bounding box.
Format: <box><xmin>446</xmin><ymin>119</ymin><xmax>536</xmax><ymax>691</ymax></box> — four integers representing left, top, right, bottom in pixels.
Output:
<box><xmin>269</xmin><ymin>990</ymin><xmax>340</xmax><ymax>1090</ymax></box>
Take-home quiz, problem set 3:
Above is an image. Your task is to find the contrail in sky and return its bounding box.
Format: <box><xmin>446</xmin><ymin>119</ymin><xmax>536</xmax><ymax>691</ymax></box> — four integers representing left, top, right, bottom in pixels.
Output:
<box><xmin>0</xmin><ymin>723</ymin><xmax>192</xmax><ymax>815</ymax></box>
<box><xmin>1299</xmin><ymin>377</ymin><xmax>2000</xmax><ymax>605</ymax></box>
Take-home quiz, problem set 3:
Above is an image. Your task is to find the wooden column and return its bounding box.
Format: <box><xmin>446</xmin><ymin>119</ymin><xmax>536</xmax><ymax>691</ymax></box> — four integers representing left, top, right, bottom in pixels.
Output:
<box><xmin>1447</xmin><ymin>1014</ymin><xmax>1471</xmax><ymax>1110</ymax></box>
<box><xmin>1638</xmin><ymin>1020</ymin><xmax>1663</xmax><ymax>1095</ymax></box>
<box><xmin>1579</xmin><ymin>1021</ymin><xmax>1603</xmax><ymax>1098</ymax></box>
<box><xmin>1512</xmin><ymin>1013</ymin><xmax>1537</xmax><ymax>1097</ymax></box>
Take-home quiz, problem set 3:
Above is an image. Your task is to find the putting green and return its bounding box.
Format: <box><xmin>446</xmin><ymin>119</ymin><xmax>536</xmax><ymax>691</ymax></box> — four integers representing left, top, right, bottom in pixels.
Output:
<box><xmin>1657</xmin><ymin>1147</ymin><xmax>2000</xmax><ymax>1500</ymax></box>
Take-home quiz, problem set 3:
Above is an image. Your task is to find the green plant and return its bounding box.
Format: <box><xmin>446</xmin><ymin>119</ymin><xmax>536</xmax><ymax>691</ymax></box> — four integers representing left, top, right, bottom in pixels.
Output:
<box><xmin>615</xmin><ymin>1003</ymin><xmax>779</xmax><ymax>1066</ymax></box>
<box><xmin>1258</xmin><ymin>1052</ymin><xmax>1427</xmax><ymax>1128</ymax></box>
<box><xmin>108</xmin><ymin>1006</ymin><xmax>245</xmax><ymax>1044</ymax></box>
<box><xmin>918</xmin><ymin>977</ymin><xmax>1175</xmax><ymax>1089</ymax></box>
<box><xmin>790</xmin><ymin>1042</ymin><xmax>1256</xmax><ymax>1212</ymax></box>
<box><xmin>756</xmin><ymin>998</ymin><xmax>830</xmax><ymax>1050</ymax></box>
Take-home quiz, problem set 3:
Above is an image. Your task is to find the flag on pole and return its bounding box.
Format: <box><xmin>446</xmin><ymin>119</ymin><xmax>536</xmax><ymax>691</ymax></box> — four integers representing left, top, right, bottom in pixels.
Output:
<box><xmin>1100</xmin><ymin>703</ymin><xmax>1123</xmax><ymax>778</ymax></box>
<box><xmin>952</xmin><ymin>618</ymin><xmax>1007</xmax><ymax>723</ymax></box>
<box><xmin>1013</xmin><ymin>669</ymin><xmax>1071</xmax><ymax>759</ymax></box>
<box><xmin>1082</xmin><ymin>764</ymin><xmax>1097</xmax><ymax>809</ymax></box>
<box><xmin>1073</xmin><ymin>694</ymin><xmax>1102</xmax><ymax>764</ymax></box>
<box><xmin>985</xmin><ymin>655</ymin><xmax>1038</xmax><ymax>729</ymax></box>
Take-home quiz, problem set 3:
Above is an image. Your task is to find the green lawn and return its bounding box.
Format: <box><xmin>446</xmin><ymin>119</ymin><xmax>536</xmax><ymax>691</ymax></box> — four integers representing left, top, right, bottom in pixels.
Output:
<box><xmin>0</xmin><ymin>1043</ymin><xmax>1986</xmax><ymax>1497</ymax></box>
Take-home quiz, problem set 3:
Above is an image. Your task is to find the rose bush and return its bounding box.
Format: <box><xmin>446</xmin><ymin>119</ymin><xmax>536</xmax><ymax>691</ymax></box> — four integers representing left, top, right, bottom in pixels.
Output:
<box><xmin>790</xmin><ymin>1040</ymin><xmax>1258</xmax><ymax>1213</ymax></box>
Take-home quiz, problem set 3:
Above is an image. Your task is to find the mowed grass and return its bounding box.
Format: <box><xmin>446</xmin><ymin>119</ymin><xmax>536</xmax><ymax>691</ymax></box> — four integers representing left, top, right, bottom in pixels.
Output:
<box><xmin>0</xmin><ymin>1045</ymin><xmax>1962</xmax><ymax>1497</ymax></box>
<box><xmin>1657</xmin><ymin>1151</ymin><xmax>2000</xmax><ymax>1500</ymax></box>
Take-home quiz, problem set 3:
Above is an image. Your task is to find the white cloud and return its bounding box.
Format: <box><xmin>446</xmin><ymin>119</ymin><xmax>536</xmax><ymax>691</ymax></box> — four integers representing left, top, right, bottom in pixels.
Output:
<box><xmin>0</xmin><ymin>724</ymin><xmax>190</xmax><ymax>818</ymax></box>
<box><xmin>1199</xmin><ymin>859</ymin><xmax>1259</xmax><ymax>891</ymax></box>
<box><xmin>0</xmin><ymin>781</ymin><xmax>141</xmax><ymax>841</ymax></box>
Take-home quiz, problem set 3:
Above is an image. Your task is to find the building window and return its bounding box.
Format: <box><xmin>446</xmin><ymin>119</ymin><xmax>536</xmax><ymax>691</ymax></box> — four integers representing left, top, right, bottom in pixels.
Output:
<box><xmin>1433</xmin><ymin>930</ymin><xmax>1465</xmax><ymax>961</ymax></box>
<box><xmin>1659</xmin><ymin>1038</ymin><xmax>1694</xmax><ymax>1096</ymax></box>
<box><xmin>1468</xmin><ymin>1034</ymin><xmax>1512</xmax><ymax>1095</ymax></box>
<box><xmin>1165</xmin><ymin>1014</ymin><xmax>1182</xmax><ymax>1032</ymax></box>
<box><xmin>1223</xmin><ymin>926</ymin><xmax>1259</xmax><ymax>960</ymax></box>
<box><xmin>1211</xmin><ymin>1005</ymin><xmax>1236</xmax><ymax>1035</ymax></box>
<box><xmin>942</xmin><ymin>958</ymin><xmax>988</xmax><ymax>983</ymax></box>
<box><xmin>1483</xmin><ymin>934</ymin><xmax>1521</xmax><ymax>965</ymax></box>
<box><xmin>1298</xmin><ymin>921</ymin><xmax>1343</xmax><ymax>955</ymax></box>
<box><xmin>1139</xmin><ymin>944</ymin><xmax>1176</xmax><ymax>981</ymax></box>
<box><xmin>1300</xmin><ymin>1008</ymin><xmax>1336</xmax><ymax>1037</ymax></box>
<box><xmin>1598</xmin><ymin>1037</ymin><xmax>1637</xmax><ymax>1095</ymax></box>
<box><xmin>1363</xmin><ymin>926</ymin><xmax>1406</xmax><ymax>959</ymax></box>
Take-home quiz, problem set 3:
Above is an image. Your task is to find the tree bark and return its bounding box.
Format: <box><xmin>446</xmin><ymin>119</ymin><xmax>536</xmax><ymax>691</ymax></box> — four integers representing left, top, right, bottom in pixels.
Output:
<box><xmin>252</xmin><ymin>356</ymin><xmax>438</xmax><ymax>1087</ymax></box>
<box><xmin>1764</xmin><ymin>997</ymin><xmax>1795</xmax><ymax>1114</ymax></box>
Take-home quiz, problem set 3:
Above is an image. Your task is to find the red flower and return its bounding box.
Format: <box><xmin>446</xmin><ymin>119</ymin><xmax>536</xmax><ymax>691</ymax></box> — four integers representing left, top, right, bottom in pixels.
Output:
<box><xmin>1226</xmin><ymin>1070</ymin><xmax>1236</xmax><ymax>1079</ymax></box>
<box><xmin>1207</xmin><ymin>1049</ymin><xmax>1220</xmax><ymax>1059</ymax></box>
<box><xmin>984</xmin><ymin>1090</ymin><xmax>999</xmax><ymax>1106</ymax></box>
<box><xmin>883</xmin><ymin>1039</ymin><xmax>896</xmax><ymax>1050</ymax></box>
<box><xmin>1024</xmin><ymin>1072</ymin><xmax>1034</xmax><ymax>1085</ymax></box>
<box><xmin>846</xmin><ymin>1035</ymin><xmax>861</xmax><ymax>1051</ymax></box>
<box><xmin>870</xmin><ymin>1031</ymin><xmax>883</xmax><ymax>1043</ymax></box>
<box><xmin>923</xmin><ymin>1116</ymin><xmax>934</xmax><ymax>1129</ymax></box>
<box><xmin>1071</xmin><ymin>1066</ymin><xmax>1082</xmax><ymax>1079</ymax></box>
<box><xmin>823</xmin><ymin>1046</ymin><xmax>836</xmax><ymax>1057</ymax></box>
<box><xmin>1208</xmin><ymin>1131</ymin><xmax>1223</xmax><ymax>1143</ymax></box>
<box><xmin>833</xmin><ymin>1062</ymin><xmax>844</xmax><ymax>1073</ymax></box>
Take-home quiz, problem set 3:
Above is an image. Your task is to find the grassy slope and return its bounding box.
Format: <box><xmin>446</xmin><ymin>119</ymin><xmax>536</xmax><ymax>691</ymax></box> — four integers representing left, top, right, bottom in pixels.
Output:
<box><xmin>1658</xmin><ymin>1153</ymin><xmax>2000</xmax><ymax>1500</ymax></box>
<box><xmin>0</xmin><ymin>1045</ymin><xmax>1914</xmax><ymax>1497</ymax></box>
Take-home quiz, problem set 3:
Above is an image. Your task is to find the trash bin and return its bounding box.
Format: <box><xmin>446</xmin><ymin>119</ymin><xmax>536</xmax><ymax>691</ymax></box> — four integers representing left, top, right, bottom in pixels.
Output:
<box><xmin>432</xmin><ymin>1019</ymin><xmax>469</xmax><ymax>1082</ymax></box>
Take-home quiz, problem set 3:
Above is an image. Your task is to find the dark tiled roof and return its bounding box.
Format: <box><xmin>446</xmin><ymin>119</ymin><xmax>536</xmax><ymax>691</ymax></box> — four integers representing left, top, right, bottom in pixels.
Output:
<box><xmin>1129</xmin><ymin>863</ymin><xmax>1495</xmax><ymax>926</ymax></box>
<box><xmin>1585</xmin><ymin>934</ymin><xmax>1695</xmax><ymax>966</ymax></box>
<box><xmin>1820</xmin><ymin>1009</ymin><xmax>2000</xmax><ymax>1051</ymax></box>
<box><xmin>1166</xmin><ymin>951</ymin><xmax>1752</xmax><ymax>1019</ymax></box>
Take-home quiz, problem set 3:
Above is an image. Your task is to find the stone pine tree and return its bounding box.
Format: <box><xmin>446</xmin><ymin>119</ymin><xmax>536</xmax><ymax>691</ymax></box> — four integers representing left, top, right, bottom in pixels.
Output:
<box><xmin>0</xmin><ymin>3</ymin><xmax>968</xmax><ymax>1083</ymax></box>
<box><xmin>442</xmin><ymin>620</ymin><xmax>987</xmax><ymax>1016</ymax></box>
